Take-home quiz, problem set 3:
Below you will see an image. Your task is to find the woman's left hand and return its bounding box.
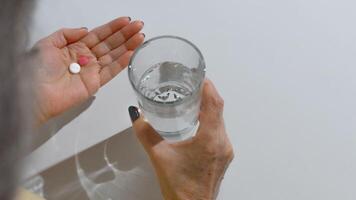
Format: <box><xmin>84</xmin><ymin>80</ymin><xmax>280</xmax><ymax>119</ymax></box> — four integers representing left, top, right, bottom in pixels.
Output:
<box><xmin>33</xmin><ymin>17</ymin><xmax>144</xmax><ymax>125</ymax></box>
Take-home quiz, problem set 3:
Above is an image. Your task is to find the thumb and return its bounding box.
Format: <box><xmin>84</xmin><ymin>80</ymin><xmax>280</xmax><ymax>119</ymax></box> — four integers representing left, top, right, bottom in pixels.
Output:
<box><xmin>48</xmin><ymin>27</ymin><xmax>89</xmax><ymax>48</ymax></box>
<box><xmin>128</xmin><ymin>106</ymin><xmax>165</xmax><ymax>152</ymax></box>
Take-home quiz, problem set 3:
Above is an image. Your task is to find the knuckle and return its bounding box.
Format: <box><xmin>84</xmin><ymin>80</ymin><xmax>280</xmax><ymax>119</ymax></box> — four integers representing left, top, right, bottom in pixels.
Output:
<box><xmin>223</xmin><ymin>145</ymin><xmax>235</xmax><ymax>161</ymax></box>
<box><xmin>210</xmin><ymin>95</ymin><xmax>224</xmax><ymax>111</ymax></box>
<box><xmin>205</xmin><ymin>145</ymin><xmax>217</xmax><ymax>155</ymax></box>
<box><xmin>204</xmin><ymin>142</ymin><xmax>233</xmax><ymax>161</ymax></box>
<box><xmin>204</xmin><ymin>145</ymin><xmax>220</xmax><ymax>157</ymax></box>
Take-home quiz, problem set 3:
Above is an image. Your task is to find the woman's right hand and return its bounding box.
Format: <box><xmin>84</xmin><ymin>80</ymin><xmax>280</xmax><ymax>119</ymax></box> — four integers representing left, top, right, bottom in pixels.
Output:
<box><xmin>129</xmin><ymin>80</ymin><xmax>234</xmax><ymax>200</ymax></box>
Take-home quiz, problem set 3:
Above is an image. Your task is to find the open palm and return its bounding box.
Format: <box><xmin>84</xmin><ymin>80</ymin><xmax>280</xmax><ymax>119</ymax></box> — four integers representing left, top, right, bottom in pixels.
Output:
<box><xmin>34</xmin><ymin>17</ymin><xmax>144</xmax><ymax>124</ymax></box>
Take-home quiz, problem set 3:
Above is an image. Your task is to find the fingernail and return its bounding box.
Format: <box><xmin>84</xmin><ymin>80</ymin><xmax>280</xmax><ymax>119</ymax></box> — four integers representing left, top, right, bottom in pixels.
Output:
<box><xmin>80</xmin><ymin>27</ymin><xmax>88</xmax><ymax>30</ymax></box>
<box><xmin>127</xmin><ymin>16</ymin><xmax>131</xmax><ymax>21</ymax></box>
<box><xmin>128</xmin><ymin>106</ymin><xmax>140</xmax><ymax>123</ymax></box>
<box><xmin>141</xmin><ymin>21</ymin><xmax>144</xmax><ymax>26</ymax></box>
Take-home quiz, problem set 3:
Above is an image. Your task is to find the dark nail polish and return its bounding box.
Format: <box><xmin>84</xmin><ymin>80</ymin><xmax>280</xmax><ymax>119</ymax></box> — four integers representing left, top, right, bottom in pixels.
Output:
<box><xmin>127</xmin><ymin>16</ymin><xmax>132</xmax><ymax>21</ymax></box>
<box><xmin>128</xmin><ymin>106</ymin><xmax>140</xmax><ymax>123</ymax></box>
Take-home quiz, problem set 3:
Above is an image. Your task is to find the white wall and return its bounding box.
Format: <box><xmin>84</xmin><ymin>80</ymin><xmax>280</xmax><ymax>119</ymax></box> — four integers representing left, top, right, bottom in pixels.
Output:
<box><xmin>26</xmin><ymin>0</ymin><xmax>356</xmax><ymax>199</ymax></box>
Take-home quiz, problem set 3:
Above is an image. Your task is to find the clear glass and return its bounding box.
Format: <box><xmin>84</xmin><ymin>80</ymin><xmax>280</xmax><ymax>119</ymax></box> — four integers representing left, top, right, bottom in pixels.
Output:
<box><xmin>128</xmin><ymin>35</ymin><xmax>206</xmax><ymax>142</ymax></box>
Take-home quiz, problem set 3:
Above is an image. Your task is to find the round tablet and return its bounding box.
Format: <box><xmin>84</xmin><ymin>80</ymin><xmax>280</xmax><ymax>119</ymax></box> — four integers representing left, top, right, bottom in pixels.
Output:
<box><xmin>69</xmin><ymin>63</ymin><xmax>81</xmax><ymax>74</ymax></box>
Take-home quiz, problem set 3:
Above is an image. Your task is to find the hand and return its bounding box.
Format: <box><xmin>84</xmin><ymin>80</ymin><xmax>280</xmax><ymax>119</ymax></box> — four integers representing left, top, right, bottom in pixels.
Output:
<box><xmin>129</xmin><ymin>80</ymin><xmax>234</xmax><ymax>200</ymax></box>
<box><xmin>33</xmin><ymin>17</ymin><xmax>144</xmax><ymax>124</ymax></box>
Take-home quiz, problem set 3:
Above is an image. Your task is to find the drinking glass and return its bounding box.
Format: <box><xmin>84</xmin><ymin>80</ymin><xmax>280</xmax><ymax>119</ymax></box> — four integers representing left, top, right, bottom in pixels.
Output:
<box><xmin>128</xmin><ymin>35</ymin><xmax>206</xmax><ymax>142</ymax></box>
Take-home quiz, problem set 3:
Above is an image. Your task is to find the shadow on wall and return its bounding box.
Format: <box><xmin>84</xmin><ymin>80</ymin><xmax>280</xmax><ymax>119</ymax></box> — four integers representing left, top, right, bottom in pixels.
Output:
<box><xmin>39</xmin><ymin>128</ymin><xmax>163</xmax><ymax>200</ymax></box>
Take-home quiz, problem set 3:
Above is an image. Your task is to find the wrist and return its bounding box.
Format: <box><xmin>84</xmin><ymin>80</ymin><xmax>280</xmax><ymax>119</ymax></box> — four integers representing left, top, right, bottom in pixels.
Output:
<box><xmin>34</xmin><ymin>98</ymin><xmax>49</xmax><ymax>127</ymax></box>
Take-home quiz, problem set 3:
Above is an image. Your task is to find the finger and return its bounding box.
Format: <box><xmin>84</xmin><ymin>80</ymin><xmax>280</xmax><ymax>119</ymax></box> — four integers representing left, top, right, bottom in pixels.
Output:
<box><xmin>199</xmin><ymin>79</ymin><xmax>225</xmax><ymax>129</ymax></box>
<box><xmin>128</xmin><ymin>106</ymin><xmax>166</xmax><ymax>152</ymax></box>
<box><xmin>78</xmin><ymin>63</ymin><xmax>101</xmax><ymax>95</ymax></box>
<box><xmin>99</xmin><ymin>51</ymin><xmax>133</xmax><ymax>86</ymax></box>
<box><xmin>80</xmin><ymin>16</ymin><xmax>131</xmax><ymax>48</ymax></box>
<box><xmin>91</xmin><ymin>21</ymin><xmax>144</xmax><ymax>58</ymax></box>
<box><xmin>98</xmin><ymin>33</ymin><xmax>145</xmax><ymax>66</ymax></box>
<box><xmin>49</xmin><ymin>27</ymin><xmax>89</xmax><ymax>48</ymax></box>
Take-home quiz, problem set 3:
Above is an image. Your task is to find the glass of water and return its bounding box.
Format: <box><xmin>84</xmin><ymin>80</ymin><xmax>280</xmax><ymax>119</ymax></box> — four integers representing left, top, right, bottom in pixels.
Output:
<box><xmin>128</xmin><ymin>35</ymin><xmax>206</xmax><ymax>142</ymax></box>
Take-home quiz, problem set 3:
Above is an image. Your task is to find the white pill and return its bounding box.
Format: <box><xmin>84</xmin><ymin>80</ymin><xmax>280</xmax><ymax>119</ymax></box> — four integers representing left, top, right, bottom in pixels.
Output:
<box><xmin>69</xmin><ymin>63</ymin><xmax>81</xmax><ymax>74</ymax></box>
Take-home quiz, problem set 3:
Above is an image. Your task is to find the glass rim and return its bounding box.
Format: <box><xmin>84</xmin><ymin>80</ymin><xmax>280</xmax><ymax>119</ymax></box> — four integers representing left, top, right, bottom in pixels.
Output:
<box><xmin>128</xmin><ymin>35</ymin><xmax>206</xmax><ymax>105</ymax></box>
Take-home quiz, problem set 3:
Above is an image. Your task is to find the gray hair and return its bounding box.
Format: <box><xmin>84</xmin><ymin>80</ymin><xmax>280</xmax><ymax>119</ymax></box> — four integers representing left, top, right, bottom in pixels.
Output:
<box><xmin>0</xmin><ymin>0</ymin><xmax>36</xmax><ymax>199</ymax></box>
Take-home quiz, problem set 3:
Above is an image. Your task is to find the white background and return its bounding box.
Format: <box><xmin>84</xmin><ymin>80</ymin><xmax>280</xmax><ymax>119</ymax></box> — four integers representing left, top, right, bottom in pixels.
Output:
<box><xmin>25</xmin><ymin>0</ymin><xmax>356</xmax><ymax>199</ymax></box>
